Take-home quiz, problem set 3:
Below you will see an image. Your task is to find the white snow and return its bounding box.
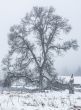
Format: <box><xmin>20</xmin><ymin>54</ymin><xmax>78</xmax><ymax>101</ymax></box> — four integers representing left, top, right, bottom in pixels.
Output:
<box><xmin>59</xmin><ymin>76</ymin><xmax>81</xmax><ymax>84</ymax></box>
<box><xmin>0</xmin><ymin>90</ymin><xmax>81</xmax><ymax>110</ymax></box>
<box><xmin>0</xmin><ymin>76</ymin><xmax>81</xmax><ymax>110</ymax></box>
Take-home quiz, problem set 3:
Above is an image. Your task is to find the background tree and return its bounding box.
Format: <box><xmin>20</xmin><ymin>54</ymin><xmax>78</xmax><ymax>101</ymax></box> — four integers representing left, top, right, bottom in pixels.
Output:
<box><xmin>2</xmin><ymin>7</ymin><xmax>78</xmax><ymax>89</ymax></box>
<box><xmin>2</xmin><ymin>55</ymin><xmax>13</xmax><ymax>87</ymax></box>
<box><xmin>75</xmin><ymin>67</ymin><xmax>81</xmax><ymax>76</ymax></box>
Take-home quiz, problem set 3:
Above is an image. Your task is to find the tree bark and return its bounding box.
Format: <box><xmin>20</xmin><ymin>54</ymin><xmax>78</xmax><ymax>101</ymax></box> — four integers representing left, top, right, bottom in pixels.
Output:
<box><xmin>39</xmin><ymin>67</ymin><xmax>43</xmax><ymax>90</ymax></box>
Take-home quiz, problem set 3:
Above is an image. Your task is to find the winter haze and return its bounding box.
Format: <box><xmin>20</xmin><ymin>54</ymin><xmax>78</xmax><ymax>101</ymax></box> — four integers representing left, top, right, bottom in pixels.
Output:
<box><xmin>0</xmin><ymin>0</ymin><xmax>81</xmax><ymax>75</ymax></box>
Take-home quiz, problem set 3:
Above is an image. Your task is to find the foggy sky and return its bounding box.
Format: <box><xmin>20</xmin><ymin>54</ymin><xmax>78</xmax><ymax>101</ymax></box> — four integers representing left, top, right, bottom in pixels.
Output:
<box><xmin>0</xmin><ymin>0</ymin><xmax>81</xmax><ymax>74</ymax></box>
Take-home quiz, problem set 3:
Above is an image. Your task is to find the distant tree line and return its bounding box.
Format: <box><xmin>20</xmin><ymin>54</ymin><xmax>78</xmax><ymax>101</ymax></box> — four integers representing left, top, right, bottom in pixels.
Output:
<box><xmin>75</xmin><ymin>67</ymin><xmax>81</xmax><ymax>76</ymax></box>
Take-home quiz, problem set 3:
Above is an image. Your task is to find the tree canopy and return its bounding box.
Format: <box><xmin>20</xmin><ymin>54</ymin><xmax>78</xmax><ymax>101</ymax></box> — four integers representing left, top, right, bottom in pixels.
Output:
<box><xmin>2</xmin><ymin>7</ymin><xmax>78</xmax><ymax>89</ymax></box>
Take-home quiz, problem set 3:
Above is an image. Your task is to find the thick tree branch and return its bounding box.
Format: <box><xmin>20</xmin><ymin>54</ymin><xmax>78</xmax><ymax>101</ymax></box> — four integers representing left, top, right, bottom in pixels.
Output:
<box><xmin>48</xmin><ymin>40</ymin><xmax>78</xmax><ymax>52</ymax></box>
<box><xmin>17</xmin><ymin>36</ymin><xmax>40</xmax><ymax>67</ymax></box>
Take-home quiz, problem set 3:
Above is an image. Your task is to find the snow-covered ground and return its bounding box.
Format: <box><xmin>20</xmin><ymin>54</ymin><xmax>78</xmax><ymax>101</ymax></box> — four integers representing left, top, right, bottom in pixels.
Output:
<box><xmin>0</xmin><ymin>90</ymin><xmax>81</xmax><ymax>110</ymax></box>
<box><xmin>0</xmin><ymin>76</ymin><xmax>81</xmax><ymax>110</ymax></box>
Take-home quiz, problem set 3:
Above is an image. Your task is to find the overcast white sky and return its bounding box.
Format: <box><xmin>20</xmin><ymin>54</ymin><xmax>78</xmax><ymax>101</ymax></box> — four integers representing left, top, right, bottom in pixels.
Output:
<box><xmin>0</xmin><ymin>0</ymin><xmax>81</xmax><ymax>74</ymax></box>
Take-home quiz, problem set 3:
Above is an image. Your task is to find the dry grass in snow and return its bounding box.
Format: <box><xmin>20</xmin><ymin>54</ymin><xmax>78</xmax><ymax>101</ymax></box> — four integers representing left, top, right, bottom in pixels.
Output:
<box><xmin>0</xmin><ymin>90</ymin><xmax>81</xmax><ymax>110</ymax></box>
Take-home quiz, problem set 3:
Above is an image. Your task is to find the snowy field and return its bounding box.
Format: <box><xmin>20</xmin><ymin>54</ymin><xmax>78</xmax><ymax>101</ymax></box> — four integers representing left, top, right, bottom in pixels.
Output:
<box><xmin>0</xmin><ymin>76</ymin><xmax>81</xmax><ymax>110</ymax></box>
<box><xmin>0</xmin><ymin>90</ymin><xmax>81</xmax><ymax>110</ymax></box>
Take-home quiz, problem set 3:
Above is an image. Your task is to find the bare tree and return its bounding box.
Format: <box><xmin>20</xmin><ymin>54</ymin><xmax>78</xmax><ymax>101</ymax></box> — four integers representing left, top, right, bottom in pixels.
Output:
<box><xmin>2</xmin><ymin>7</ymin><xmax>78</xmax><ymax>89</ymax></box>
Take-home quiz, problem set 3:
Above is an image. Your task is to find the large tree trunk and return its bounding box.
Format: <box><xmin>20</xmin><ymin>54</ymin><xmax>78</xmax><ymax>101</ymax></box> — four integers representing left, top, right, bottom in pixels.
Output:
<box><xmin>39</xmin><ymin>75</ymin><xmax>43</xmax><ymax>90</ymax></box>
<box><xmin>39</xmin><ymin>68</ymin><xmax>43</xmax><ymax>90</ymax></box>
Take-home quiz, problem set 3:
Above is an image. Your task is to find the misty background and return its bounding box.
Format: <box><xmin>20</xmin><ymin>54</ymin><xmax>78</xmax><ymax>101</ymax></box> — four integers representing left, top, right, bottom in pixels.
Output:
<box><xmin>0</xmin><ymin>0</ymin><xmax>81</xmax><ymax>76</ymax></box>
